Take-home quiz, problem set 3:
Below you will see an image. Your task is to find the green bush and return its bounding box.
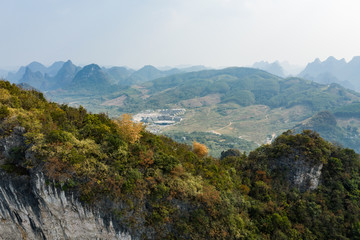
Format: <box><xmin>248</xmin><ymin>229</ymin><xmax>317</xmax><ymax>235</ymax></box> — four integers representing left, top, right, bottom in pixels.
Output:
<box><xmin>46</xmin><ymin>130</ymin><xmax>72</xmax><ymax>144</ymax></box>
<box><xmin>0</xmin><ymin>104</ymin><xmax>10</xmax><ymax>119</ymax></box>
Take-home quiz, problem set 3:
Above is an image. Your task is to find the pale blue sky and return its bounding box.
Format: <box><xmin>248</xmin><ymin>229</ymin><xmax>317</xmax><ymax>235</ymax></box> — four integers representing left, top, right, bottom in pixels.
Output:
<box><xmin>1</xmin><ymin>0</ymin><xmax>360</xmax><ymax>69</ymax></box>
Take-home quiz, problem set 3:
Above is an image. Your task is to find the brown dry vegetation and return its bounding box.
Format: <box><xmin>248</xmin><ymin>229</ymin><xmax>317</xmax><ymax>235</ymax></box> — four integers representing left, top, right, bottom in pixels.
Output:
<box><xmin>114</xmin><ymin>114</ymin><xmax>144</xmax><ymax>144</ymax></box>
<box><xmin>192</xmin><ymin>141</ymin><xmax>208</xmax><ymax>158</ymax></box>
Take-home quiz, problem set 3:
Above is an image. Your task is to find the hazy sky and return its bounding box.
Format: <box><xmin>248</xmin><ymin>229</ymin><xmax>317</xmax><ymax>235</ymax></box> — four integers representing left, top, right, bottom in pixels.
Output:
<box><xmin>2</xmin><ymin>0</ymin><xmax>360</xmax><ymax>69</ymax></box>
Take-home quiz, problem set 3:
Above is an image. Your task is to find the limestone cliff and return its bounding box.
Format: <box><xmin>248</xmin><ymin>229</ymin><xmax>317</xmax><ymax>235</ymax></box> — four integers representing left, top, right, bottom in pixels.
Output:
<box><xmin>248</xmin><ymin>130</ymin><xmax>332</xmax><ymax>193</ymax></box>
<box><xmin>0</xmin><ymin>172</ymin><xmax>131</xmax><ymax>240</ymax></box>
<box><xmin>0</xmin><ymin>127</ymin><xmax>132</xmax><ymax>239</ymax></box>
<box><xmin>270</xmin><ymin>154</ymin><xmax>323</xmax><ymax>192</ymax></box>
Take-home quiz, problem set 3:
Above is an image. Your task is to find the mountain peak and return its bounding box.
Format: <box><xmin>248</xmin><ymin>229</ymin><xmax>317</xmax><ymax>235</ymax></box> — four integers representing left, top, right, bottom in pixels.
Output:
<box><xmin>313</xmin><ymin>58</ymin><xmax>321</xmax><ymax>64</ymax></box>
<box><xmin>125</xmin><ymin>65</ymin><xmax>164</xmax><ymax>84</ymax></box>
<box><xmin>70</xmin><ymin>64</ymin><xmax>111</xmax><ymax>91</ymax></box>
<box><xmin>27</xmin><ymin>61</ymin><xmax>47</xmax><ymax>71</ymax></box>
<box><xmin>299</xmin><ymin>56</ymin><xmax>360</xmax><ymax>91</ymax></box>
<box><xmin>324</xmin><ymin>56</ymin><xmax>338</xmax><ymax>63</ymax></box>
<box><xmin>24</xmin><ymin>66</ymin><xmax>32</xmax><ymax>74</ymax></box>
<box><xmin>349</xmin><ymin>56</ymin><xmax>360</xmax><ymax>64</ymax></box>
<box><xmin>28</xmin><ymin>61</ymin><xmax>44</xmax><ymax>67</ymax></box>
<box><xmin>48</xmin><ymin>60</ymin><xmax>80</xmax><ymax>90</ymax></box>
<box><xmin>138</xmin><ymin>65</ymin><xmax>159</xmax><ymax>71</ymax></box>
<box><xmin>47</xmin><ymin>61</ymin><xmax>65</xmax><ymax>77</ymax></box>
<box><xmin>82</xmin><ymin>64</ymin><xmax>101</xmax><ymax>72</ymax></box>
<box><xmin>252</xmin><ymin>61</ymin><xmax>284</xmax><ymax>77</ymax></box>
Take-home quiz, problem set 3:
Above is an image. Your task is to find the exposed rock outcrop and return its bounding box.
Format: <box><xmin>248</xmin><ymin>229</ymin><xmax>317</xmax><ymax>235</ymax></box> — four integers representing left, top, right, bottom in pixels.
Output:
<box><xmin>0</xmin><ymin>127</ymin><xmax>132</xmax><ymax>239</ymax></box>
<box><xmin>0</xmin><ymin>126</ymin><xmax>26</xmax><ymax>165</ymax></box>
<box><xmin>272</xmin><ymin>155</ymin><xmax>323</xmax><ymax>192</ymax></box>
<box><xmin>0</xmin><ymin>172</ymin><xmax>131</xmax><ymax>240</ymax></box>
<box><xmin>252</xmin><ymin>131</ymin><xmax>330</xmax><ymax>193</ymax></box>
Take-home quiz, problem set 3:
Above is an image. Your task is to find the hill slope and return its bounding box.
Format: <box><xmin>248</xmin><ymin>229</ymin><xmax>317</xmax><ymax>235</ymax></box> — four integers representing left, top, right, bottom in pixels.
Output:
<box><xmin>116</xmin><ymin>67</ymin><xmax>360</xmax><ymax>112</ymax></box>
<box><xmin>294</xmin><ymin>111</ymin><xmax>360</xmax><ymax>153</ymax></box>
<box><xmin>47</xmin><ymin>67</ymin><xmax>360</xmax><ymax>155</ymax></box>
<box><xmin>104</xmin><ymin>66</ymin><xmax>135</xmax><ymax>85</ymax></box>
<box><xmin>1</xmin><ymin>80</ymin><xmax>360</xmax><ymax>239</ymax></box>
<box><xmin>124</xmin><ymin>65</ymin><xmax>183</xmax><ymax>85</ymax></box>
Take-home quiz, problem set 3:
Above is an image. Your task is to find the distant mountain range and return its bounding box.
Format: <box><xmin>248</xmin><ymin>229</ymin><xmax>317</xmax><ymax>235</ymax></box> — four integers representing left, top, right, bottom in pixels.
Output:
<box><xmin>0</xmin><ymin>69</ymin><xmax>8</xmax><ymax>78</ymax></box>
<box><xmin>299</xmin><ymin>56</ymin><xmax>360</xmax><ymax>91</ymax></box>
<box><xmin>6</xmin><ymin>56</ymin><xmax>360</xmax><ymax>94</ymax></box>
<box><xmin>7</xmin><ymin>61</ymin><xmax>65</xmax><ymax>83</ymax></box>
<box><xmin>252</xmin><ymin>61</ymin><xmax>285</xmax><ymax>77</ymax></box>
<box><xmin>252</xmin><ymin>57</ymin><xmax>360</xmax><ymax>92</ymax></box>
<box><xmin>4</xmin><ymin>61</ymin><xmax>209</xmax><ymax>92</ymax></box>
<box><xmin>252</xmin><ymin>61</ymin><xmax>303</xmax><ymax>77</ymax></box>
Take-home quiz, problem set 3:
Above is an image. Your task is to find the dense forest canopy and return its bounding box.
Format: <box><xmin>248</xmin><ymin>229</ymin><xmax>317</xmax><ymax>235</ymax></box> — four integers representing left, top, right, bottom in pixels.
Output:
<box><xmin>1</xmin><ymin>80</ymin><xmax>360</xmax><ymax>239</ymax></box>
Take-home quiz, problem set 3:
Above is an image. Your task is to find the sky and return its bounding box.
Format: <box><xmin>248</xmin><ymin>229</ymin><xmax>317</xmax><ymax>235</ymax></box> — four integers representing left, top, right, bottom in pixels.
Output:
<box><xmin>1</xmin><ymin>0</ymin><xmax>360</xmax><ymax>70</ymax></box>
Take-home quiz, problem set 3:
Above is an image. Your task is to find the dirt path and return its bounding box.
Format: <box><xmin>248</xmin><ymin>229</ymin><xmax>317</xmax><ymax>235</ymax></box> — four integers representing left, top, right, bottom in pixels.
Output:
<box><xmin>206</xmin><ymin>108</ymin><xmax>211</xmax><ymax>116</ymax></box>
<box><xmin>209</xmin><ymin>130</ymin><xmax>221</xmax><ymax>135</ymax></box>
<box><xmin>217</xmin><ymin>121</ymin><xmax>232</xmax><ymax>131</ymax></box>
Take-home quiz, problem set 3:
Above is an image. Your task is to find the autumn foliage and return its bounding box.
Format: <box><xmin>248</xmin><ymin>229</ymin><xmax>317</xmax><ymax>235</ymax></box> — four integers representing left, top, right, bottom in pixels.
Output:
<box><xmin>114</xmin><ymin>113</ymin><xmax>144</xmax><ymax>143</ymax></box>
<box><xmin>193</xmin><ymin>141</ymin><xmax>208</xmax><ymax>158</ymax></box>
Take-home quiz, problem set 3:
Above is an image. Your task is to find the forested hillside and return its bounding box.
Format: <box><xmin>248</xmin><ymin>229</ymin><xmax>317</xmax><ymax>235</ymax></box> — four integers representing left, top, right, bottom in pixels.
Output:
<box><xmin>115</xmin><ymin>67</ymin><xmax>360</xmax><ymax>113</ymax></box>
<box><xmin>295</xmin><ymin>111</ymin><xmax>360</xmax><ymax>153</ymax></box>
<box><xmin>1</xmin><ymin>80</ymin><xmax>360</xmax><ymax>239</ymax></box>
<box><xmin>46</xmin><ymin>66</ymin><xmax>360</xmax><ymax>158</ymax></box>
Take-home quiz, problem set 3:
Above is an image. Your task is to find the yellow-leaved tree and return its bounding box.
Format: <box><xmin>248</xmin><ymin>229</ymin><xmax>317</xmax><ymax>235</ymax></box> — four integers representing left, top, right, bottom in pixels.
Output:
<box><xmin>114</xmin><ymin>114</ymin><xmax>144</xmax><ymax>144</ymax></box>
<box><xmin>193</xmin><ymin>141</ymin><xmax>208</xmax><ymax>158</ymax></box>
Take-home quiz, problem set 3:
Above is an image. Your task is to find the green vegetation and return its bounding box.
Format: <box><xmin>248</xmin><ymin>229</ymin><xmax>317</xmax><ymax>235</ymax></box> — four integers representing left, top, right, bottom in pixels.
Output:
<box><xmin>2</xmin><ymin>80</ymin><xmax>360</xmax><ymax>239</ymax></box>
<box><xmin>50</xmin><ymin>67</ymin><xmax>360</xmax><ymax>116</ymax></box>
<box><xmin>124</xmin><ymin>69</ymin><xmax>360</xmax><ymax>113</ymax></box>
<box><xmin>164</xmin><ymin>104</ymin><xmax>312</xmax><ymax>147</ymax></box>
<box><xmin>295</xmin><ymin>111</ymin><xmax>360</xmax><ymax>153</ymax></box>
<box><xmin>48</xmin><ymin>67</ymin><xmax>360</xmax><ymax>157</ymax></box>
<box><xmin>164</xmin><ymin>131</ymin><xmax>257</xmax><ymax>157</ymax></box>
<box><xmin>333</xmin><ymin>102</ymin><xmax>360</xmax><ymax>118</ymax></box>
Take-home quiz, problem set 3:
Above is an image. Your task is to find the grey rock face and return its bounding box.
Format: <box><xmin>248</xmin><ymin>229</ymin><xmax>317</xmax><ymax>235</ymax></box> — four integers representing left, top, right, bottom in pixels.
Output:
<box><xmin>0</xmin><ymin>172</ymin><xmax>132</xmax><ymax>240</ymax></box>
<box><xmin>289</xmin><ymin>160</ymin><xmax>323</xmax><ymax>191</ymax></box>
<box><xmin>270</xmin><ymin>153</ymin><xmax>323</xmax><ymax>192</ymax></box>
<box><xmin>0</xmin><ymin>126</ymin><xmax>26</xmax><ymax>165</ymax></box>
<box><xmin>0</xmin><ymin>128</ymin><xmax>132</xmax><ymax>239</ymax></box>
